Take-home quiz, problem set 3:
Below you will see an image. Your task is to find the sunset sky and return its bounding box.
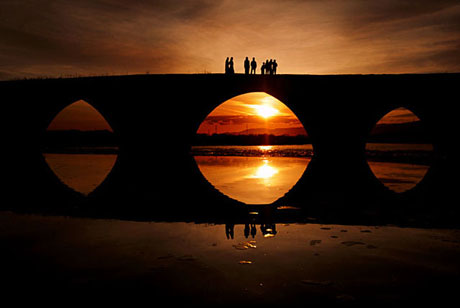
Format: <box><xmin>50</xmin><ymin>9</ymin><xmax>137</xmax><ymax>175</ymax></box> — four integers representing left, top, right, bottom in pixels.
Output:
<box><xmin>376</xmin><ymin>107</ymin><xmax>420</xmax><ymax>125</ymax></box>
<box><xmin>47</xmin><ymin>100</ymin><xmax>113</xmax><ymax>131</ymax></box>
<box><xmin>197</xmin><ymin>92</ymin><xmax>307</xmax><ymax>136</ymax></box>
<box><xmin>1</xmin><ymin>0</ymin><xmax>459</xmax><ymax>80</ymax></box>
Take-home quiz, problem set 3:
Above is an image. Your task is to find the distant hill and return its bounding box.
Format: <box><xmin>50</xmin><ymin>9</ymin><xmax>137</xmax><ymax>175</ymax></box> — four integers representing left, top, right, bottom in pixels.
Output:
<box><xmin>368</xmin><ymin>120</ymin><xmax>431</xmax><ymax>143</ymax></box>
<box><xmin>233</xmin><ymin>127</ymin><xmax>307</xmax><ymax>136</ymax></box>
<box><xmin>194</xmin><ymin>133</ymin><xmax>310</xmax><ymax>146</ymax></box>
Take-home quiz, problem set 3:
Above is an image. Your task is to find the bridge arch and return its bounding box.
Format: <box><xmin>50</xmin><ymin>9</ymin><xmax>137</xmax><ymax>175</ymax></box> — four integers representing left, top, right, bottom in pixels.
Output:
<box><xmin>42</xmin><ymin>97</ymin><xmax>117</xmax><ymax>135</ymax></box>
<box><xmin>41</xmin><ymin>98</ymin><xmax>119</xmax><ymax>197</ymax></box>
<box><xmin>364</xmin><ymin>106</ymin><xmax>434</xmax><ymax>194</ymax></box>
<box><xmin>191</xmin><ymin>90</ymin><xmax>313</xmax><ymax>205</ymax></box>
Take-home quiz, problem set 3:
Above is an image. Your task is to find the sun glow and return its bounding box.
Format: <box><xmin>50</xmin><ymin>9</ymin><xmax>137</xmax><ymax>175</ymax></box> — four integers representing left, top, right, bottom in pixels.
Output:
<box><xmin>251</xmin><ymin>104</ymin><xmax>279</xmax><ymax>118</ymax></box>
<box><xmin>253</xmin><ymin>160</ymin><xmax>278</xmax><ymax>179</ymax></box>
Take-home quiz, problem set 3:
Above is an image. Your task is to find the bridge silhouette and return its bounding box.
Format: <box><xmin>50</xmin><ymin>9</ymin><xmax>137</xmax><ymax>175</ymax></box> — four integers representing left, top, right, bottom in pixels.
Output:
<box><xmin>1</xmin><ymin>73</ymin><xmax>458</xmax><ymax>225</ymax></box>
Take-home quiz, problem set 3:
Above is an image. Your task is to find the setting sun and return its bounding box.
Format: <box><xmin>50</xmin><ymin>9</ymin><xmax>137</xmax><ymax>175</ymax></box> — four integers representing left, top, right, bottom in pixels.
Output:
<box><xmin>251</xmin><ymin>104</ymin><xmax>279</xmax><ymax>118</ymax></box>
<box><xmin>196</xmin><ymin>92</ymin><xmax>307</xmax><ymax>136</ymax></box>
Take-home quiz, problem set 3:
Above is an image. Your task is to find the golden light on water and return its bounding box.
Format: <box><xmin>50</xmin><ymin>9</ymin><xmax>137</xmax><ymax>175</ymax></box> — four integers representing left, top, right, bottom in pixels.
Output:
<box><xmin>44</xmin><ymin>154</ymin><xmax>117</xmax><ymax>195</ymax></box>
<box><xmin>251</xmin><ymin>160</ymin><xmax>278</xmax><ymax>179</ymax></box>
<box><xmin>194</xmin><ymin>155</ymin><xmax>310</xmax><ymax>204</ymax></box>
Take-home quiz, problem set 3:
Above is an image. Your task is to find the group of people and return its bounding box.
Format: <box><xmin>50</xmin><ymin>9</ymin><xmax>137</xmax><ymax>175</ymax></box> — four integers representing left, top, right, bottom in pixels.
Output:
<box><xmin>259</xmin><ymin>58</ymin><xmax>278</xmax><ymax>75</ymax></box>
<box><xmin>225</xmin><ymin>57</ymin><xmax>278</xmax><ymax>75</ymax></box>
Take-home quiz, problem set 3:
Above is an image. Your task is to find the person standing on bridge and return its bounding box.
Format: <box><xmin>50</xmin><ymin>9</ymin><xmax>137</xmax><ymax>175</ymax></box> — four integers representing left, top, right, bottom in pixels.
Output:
<box><xmin>273</xmin><ymin>59</ymin><xmax>278</xmax><ymax>75</ymax></box>
<box><xmin>261</xmin><ymin>62</ymin><xmax>265</xmax><ymax>75</ymax></box>
<box><xmin>228</xmin><ymin>57</ymin><xmax>235</xmax><ymax>74</ymax></box>
<box><xmin>225</xmin><ymin>57</ymin><xmax>229</xmax><ymax>74</ymax></box>
<box><xmin>244</xmin><ymin>57</ymin><xmax>250</xmax><ymax>74</ymax></box>
<box><xmin>250</xmin><ymin>57</ymin><xmax>257</xmax><ymax>74</ymax></box>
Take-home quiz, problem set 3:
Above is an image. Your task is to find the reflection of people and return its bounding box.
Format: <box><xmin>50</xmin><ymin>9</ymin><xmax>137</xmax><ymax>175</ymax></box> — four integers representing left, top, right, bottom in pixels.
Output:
<box><xmin>250</xmin><ymin>57</ymin><xmax>257</xmax><ymax>74</ymax></box>
<box><xmin>250</xmin><ymin>224</ymin><xmax>257</xmax><ymax>238</ymax></box>
<box><xmin>225</xmin><ymin>224</ymin><xmax>234</xmax><ymax>239</ymax></box>
<box><xmin>244</xmin><ymin>224</ymin><xmax>250</xmax><ymax>238</ymax></box>
<box><xmin>244</xmin><ymin>57</ymin><xmax>250</xmax><ymax>74</ymax></box>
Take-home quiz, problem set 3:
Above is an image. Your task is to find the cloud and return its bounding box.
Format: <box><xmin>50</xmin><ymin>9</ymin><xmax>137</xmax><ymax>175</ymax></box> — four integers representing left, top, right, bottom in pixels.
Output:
<box><xmin>0</xmin><ymin>0</ymin><xmax>459</xmax><ymax>79</ymax></box>
<box><xmin>203</xmin><ymin>115</ymin><xmax>302</xmax><ymax>126</ymax></box>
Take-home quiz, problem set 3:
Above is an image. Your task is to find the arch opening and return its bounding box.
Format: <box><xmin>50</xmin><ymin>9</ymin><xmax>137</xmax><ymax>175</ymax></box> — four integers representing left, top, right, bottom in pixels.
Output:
<box><xmin>192</xmin><ymin>92</ymin><xmax>312</xmax><ymax>205</ymax></box>
<box><xmin>365</xmin><ymin>107</ymin><xmax>433</xmax><ymax>193</ymax></box>
<box><xmin>42</xmin><ymin>100</ymin><xmax>119</xmax><ymax>195</ymax></box>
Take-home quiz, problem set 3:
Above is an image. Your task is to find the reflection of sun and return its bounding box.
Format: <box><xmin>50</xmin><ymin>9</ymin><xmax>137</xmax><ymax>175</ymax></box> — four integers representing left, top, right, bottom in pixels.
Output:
<box><xmin>258</xmin><ymin>145</ymin><xmax>273</xmax><ymax>151</ymax></box>
<box><xmin>253</xmin><ymin>160</ymin><xmax>278</xmax><ymax>179</ymax></box>
<box><xmin>251</xmin><ymin>104</ymin><xmax>279</xmax><ymax>118</ymax></box>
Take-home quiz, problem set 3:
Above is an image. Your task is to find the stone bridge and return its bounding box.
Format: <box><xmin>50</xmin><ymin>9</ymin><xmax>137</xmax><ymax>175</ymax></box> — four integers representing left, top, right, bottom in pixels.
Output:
<box><xmin>1</xmin><ymin>73</ymin><xmax>458</xmax><ymax>221</ymax></box>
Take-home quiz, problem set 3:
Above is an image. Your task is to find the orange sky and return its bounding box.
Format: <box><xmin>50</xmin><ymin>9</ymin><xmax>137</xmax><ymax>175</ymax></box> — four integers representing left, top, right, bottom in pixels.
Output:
<box><xmin>197</xmin><ymin>92</ymin><xmax>307</xmax><ymax>136</ymax></box>
<box><xmin>1</xmin><ymin>1</ymin><xmax>459</xmax><ymax>80</ymax></box>
<box><xmin>376</xmin><ymin>107</ymin><xmax>420</xmax><ymax>125</ymax></box>
<box><xmin>46</xmin><ymin>97</ymin><xmax>417</xmax><ymax>133</ymax></box>
<box><xmin>47</xmin><ymin>100</ymin><xmax>113</xmax><ymax>131</ymax></box>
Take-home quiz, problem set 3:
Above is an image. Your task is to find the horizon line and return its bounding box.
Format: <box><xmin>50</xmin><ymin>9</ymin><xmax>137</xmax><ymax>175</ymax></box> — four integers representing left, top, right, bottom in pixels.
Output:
<box><xmin>2</xmin><ymin>71</ymin><xmax>460</xmax><ymax>83</ymax></box>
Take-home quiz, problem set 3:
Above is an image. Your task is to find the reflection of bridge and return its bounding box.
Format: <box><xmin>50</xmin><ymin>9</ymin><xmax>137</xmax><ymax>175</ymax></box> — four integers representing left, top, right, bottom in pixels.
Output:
<box><xmin>1</xmin><ymin>74</ymin><xmax>459</xmax><ymax>222</ymax></box>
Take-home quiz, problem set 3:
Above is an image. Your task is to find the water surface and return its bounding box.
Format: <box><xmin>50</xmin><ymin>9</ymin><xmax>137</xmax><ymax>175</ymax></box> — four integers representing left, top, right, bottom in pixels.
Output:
<box><xmin>1</xmin><ymin>211</ymin><xmax>458</xmax><ymax>304</ymax></box>
<box><xmin>43</xmin><ymin>153</ymin><xmax>117</xmax><ymax>195</ymax></box>
<box><xmin>194</xmin><ymin>155</ymin><xmax>310</xmax><ymax>204</ymax></box>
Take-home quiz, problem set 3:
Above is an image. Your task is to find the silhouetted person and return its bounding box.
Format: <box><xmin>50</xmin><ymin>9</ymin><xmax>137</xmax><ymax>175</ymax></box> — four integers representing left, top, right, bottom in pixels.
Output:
<box><xmin>250</xmin><ymin>57</ymin><xmax>257</xmax><ymax>74</ymax></box>
<box><xmin>225</xmin><ymin>57</ymin><xmax>229</xmax><ymax>74</ymax></box>
<box><xmin>273</xmin><ymin>59</ymin><xmax>278</xmax><ymax>75</ymax></box>
<box><xmin>261</xmin><ymin>62</ymin><xmax>265</xmax><ymax>75</ymax></box>
<box><xmin>244</xmin><ymin>57</ymin><xmax>250</xmax><ymax>74</ymax></box>
<box><xmin>265</xmin><ymin>60</ymin><xmax>269</xmax><ymax>74</ymax></box>
<box><xmin>244</xmin><ymin>224</ymin><xmax>250</xmax><ymax>238</ymax></box>
<box><xmin>269</xmin><ymin>59</ymin><xmax>273</xmax><ymax>75</ymax></box>
<box><xmin>229</xmin><ymin>57</ymin><xmax>235</xmax><ymax>74</ymax></box>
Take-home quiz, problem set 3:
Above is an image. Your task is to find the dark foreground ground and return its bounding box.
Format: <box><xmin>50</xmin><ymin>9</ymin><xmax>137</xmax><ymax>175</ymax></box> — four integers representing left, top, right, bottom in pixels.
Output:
<box><xmin>1</xmin><ymin>211</ymin><xmax>459</xmax><ymax>306</ymax></box>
